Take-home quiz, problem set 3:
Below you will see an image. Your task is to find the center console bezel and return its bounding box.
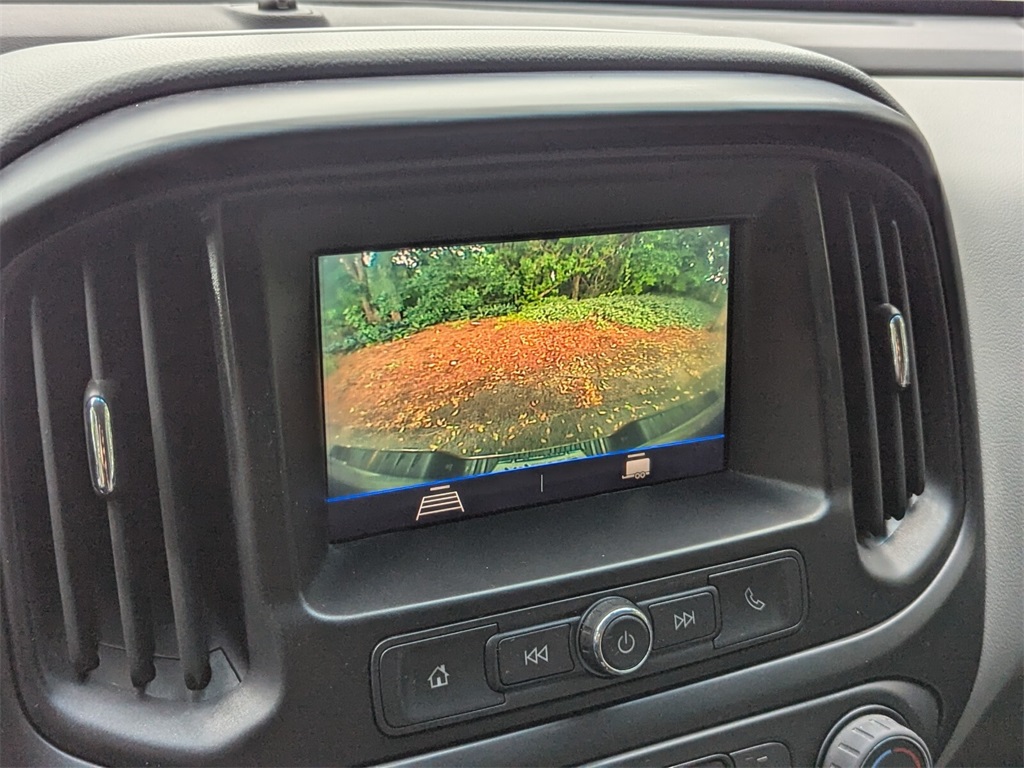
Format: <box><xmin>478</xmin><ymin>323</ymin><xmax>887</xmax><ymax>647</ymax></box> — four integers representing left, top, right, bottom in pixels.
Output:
<box><xmin>0</xmin><ymin>69</ymin><xmax>977</xmax><ymax>765</ymax></box>
<box><xmin>208</xmin><ymin>95</ymin><xmax>964</xmax><ymax>756</ymax></box>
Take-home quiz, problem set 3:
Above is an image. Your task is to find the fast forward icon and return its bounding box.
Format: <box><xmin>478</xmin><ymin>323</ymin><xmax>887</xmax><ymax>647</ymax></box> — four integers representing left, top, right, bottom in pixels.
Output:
<box><xmin>674</xmin><ymin>611</ymin><xmax>696</xmax><ymax>630</ymax></box>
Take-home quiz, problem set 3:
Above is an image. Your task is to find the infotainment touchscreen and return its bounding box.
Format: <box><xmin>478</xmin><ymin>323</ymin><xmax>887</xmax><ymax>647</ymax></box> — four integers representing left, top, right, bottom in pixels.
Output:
<box><xmin>319</xmin><ymin>225</ymin><xmax>730</xmax><ymax>539</ymax></box>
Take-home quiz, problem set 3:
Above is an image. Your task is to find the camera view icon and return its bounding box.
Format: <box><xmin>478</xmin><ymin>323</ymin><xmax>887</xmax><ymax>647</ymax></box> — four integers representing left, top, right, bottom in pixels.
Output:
<box><xmin>621</xmin><ymin>453</ymin><xmax>651</xmax><ymax>481</ymax></box>
<box><xmin>416</xmin><ymin>485</ymin><xmax>465</xmax><ymax>520</ymax></box>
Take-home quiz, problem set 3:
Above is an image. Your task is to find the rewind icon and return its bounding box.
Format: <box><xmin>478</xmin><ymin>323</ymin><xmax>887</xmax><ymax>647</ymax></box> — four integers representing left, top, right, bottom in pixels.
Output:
<box><xmin>523</xmin><ymin>644</ymin><xmax>549</xmax><ymax>666</ymax></box>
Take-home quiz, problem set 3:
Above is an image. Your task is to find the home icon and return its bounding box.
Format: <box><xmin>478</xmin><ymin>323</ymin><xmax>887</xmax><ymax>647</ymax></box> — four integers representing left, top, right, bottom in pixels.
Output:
<box><xmin>427</xmin><ymin>664</ymin><xmax>450</xmax><ymax>690</ymax></box>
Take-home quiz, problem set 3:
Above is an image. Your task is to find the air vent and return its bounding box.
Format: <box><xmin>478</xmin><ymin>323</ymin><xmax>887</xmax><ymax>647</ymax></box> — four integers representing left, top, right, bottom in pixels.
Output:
<box><xmin>821</xmin><ymin>183</ymin><xmax>929</xmax><ymax>537</ymax></box>
<box><xmin>1</xmin><ymin>221</ymin><xmax>245</xmax><ymax>699</ymax></box>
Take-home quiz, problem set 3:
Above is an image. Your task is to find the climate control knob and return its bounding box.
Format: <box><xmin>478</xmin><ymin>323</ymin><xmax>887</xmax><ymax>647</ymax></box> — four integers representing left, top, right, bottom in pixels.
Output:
<box><xmin>821</xmin><ymin>713</ymin><xmax>932</xmax><ymax>768</ymax></box>
<box><xmin>578</xmin><ymin>597</ymin><xmax>653</xmax><ymax>677</ymax></box>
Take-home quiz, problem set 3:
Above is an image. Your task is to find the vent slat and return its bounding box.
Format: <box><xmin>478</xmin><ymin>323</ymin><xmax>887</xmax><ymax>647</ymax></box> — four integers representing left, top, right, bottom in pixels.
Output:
<box><xmin>30</xmin><ymin>281</ymin><xmax>102</xmax><ymax>676</ymax></box>
<box><xmin>136</xmin><ymin>245</ymin><xmax>212</xmax><ymax>691</ymax></box>
<box><xmin>104</xmin><ymin>502</ymin><xmax>157</xmax><ymax>685</ymax></box>
<box><xmin>882</xmin><ymin>219</ymin><xmax>927</xmax><ymax>498</ymax></box>
<box><xmin>855</xmin><ymin>197</ymin><xmax>891</xmax><ymax>304</ymax></box>
<box><xmin>83</xmin><ymin>257</ymin><xmax>157</xmax><ymax>688</ymax></box>
<box><xmin>823</xmin><ymin>190</ymin><xmax>886</xmax><ymax>536</ymax></box>
<box><xmin>856</xmin><ymin>200</ymin><xmax>908</xmax><ymax>522</ymax></box>
<box><xmin>5</xmin><ymin>214</ymin><xmax>244</xmax><ymax>705</ymax></box>
<box><xmin>823</xmin><ymin>178</ymin><xmax>929</xmax><ymax>536</ymax></box>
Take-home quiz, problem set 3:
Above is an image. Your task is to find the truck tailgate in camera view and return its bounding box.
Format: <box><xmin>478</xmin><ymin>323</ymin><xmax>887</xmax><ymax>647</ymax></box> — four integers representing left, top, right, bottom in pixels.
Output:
<box><xmin>319</xmin><ymin>225</ymin><xmax>730</xmax><ymax>538</ymax></box>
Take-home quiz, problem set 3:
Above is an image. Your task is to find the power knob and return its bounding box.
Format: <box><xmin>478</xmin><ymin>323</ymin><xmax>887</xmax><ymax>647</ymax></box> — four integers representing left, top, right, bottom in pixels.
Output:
<box><xmin>820</xmin><ymin>713</ymin><xmax>932</xmax><ymax>768</ymax></box>
<box><xmin>578</xmin><ymin>597</ymin><xmax>652</xmax><ymax>677</ymax></box>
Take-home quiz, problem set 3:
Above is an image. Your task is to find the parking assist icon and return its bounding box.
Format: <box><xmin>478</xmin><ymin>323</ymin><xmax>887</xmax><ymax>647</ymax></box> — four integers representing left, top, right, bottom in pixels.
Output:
<box><xmin>416</xmin><ymin>485</ymin><xmax>465</xmax><ymax>520</ymax></box>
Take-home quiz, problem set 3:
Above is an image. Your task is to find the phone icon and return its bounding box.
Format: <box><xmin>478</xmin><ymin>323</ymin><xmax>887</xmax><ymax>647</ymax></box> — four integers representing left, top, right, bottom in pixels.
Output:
<box><xmin>744</xmin><ymin>586</ymin><xmax>766</xmax><ymax>611</ymax></box>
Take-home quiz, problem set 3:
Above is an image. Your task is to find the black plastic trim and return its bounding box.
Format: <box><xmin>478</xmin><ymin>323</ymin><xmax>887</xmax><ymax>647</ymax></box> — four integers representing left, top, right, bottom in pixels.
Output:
<box><xmin>0</xmin><ymin>64</ymin><xmax>980</xmax><ymax>766</ymax></box>
<box><xmin>371</xmin><ymin>551</ymin><xmax>805</xmax><ymax>735</ymax></box>
<box><xmin>584</xmin><ymin>685</ymin><xmax>936</xmax><ymax>768</ymax></box>
<box><xmin>0</xmin><ymin>26</ymin><xmax>905</xmax><ymax>167</ymax></box>
<box><xmin>382</xmin><ymin>513</ymin><xmax>975</xmax><ymax>765</ymax></box>
<box><xmin>0</xmin><ymin>72</ymin><xmax>905</xmax><ymax>247</ymax></box>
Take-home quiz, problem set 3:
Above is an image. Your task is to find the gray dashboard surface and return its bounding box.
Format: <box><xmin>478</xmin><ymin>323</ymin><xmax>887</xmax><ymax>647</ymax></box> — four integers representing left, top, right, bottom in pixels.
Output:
<box><xmin>0</xmin><ymin>72</ymin><xmax>905</xmax><ymax>233</ymax></box>
<box><xmin>1</xmin><ymin>2</ymin><xmax>1022</xmax><ymax>78</ymax></box>
<box><xmin>875</xmin><ymin>76</ymin><xmax>1024</xmax><ymax>763</ymax></box>
<box><xmin>0</xmin><ymin>19</ymin><xmax>1019</xmax><ymax>767</ymax></box>
<box><xmin>0</xmin><ymin>26</ymin><xmax>904</xmax><ymax>165</ymax></box>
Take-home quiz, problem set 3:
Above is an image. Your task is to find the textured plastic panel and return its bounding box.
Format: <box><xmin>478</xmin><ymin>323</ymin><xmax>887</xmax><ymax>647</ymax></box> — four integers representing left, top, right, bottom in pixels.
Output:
<box><xmin>0</xmin><ymin>47</ymin><xmax>983</xmax><ymax>768</ymax></box>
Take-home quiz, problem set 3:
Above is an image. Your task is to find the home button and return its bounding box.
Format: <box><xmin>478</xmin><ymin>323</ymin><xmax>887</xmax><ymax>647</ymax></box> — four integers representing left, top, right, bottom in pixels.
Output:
<box><xmin>377</xmin><ymin>625</ymin><xmax>504</xmax><ymax>728</ymax></box>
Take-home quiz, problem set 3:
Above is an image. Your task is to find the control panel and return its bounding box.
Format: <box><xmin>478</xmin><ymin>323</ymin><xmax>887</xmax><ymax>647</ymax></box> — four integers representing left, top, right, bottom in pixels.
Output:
<box><xmin>371</xmin><ymin>552</ymin><xmax>806</xmax><ymax>734</ymax></box>
<box><xmin>581</xmin><ymin>687</ymin><xmax>939</xmax><ymax>768</ymax></box>
<box><xmin>821</xmin><ymin>713</ymin><xmax>932</xmax><ymax>768</ymax></box>
<box><xmin>683</xmin><ymin>742</ymin><xmax>792</xmax><ymax>767</ymax></box>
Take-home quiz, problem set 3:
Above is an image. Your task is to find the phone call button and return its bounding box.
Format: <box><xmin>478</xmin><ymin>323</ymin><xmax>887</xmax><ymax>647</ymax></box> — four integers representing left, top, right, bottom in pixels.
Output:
<box><xmin>708</xmin><ymin>557</ymin><xmax>804</xmax><ymax>647</ymax></box>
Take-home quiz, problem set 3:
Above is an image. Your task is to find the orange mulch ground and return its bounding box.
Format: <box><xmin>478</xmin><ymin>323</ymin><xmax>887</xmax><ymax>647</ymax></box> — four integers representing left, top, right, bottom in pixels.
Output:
<box><xmin>323</xmin><ymin>316</ymin><xmax>724</xmax><ymax>456</ymax></box>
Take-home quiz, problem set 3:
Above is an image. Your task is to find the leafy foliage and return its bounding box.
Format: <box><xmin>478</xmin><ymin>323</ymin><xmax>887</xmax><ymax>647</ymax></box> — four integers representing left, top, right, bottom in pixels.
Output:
<box><xmin>319</xmin><ymin>225</ymin><xmax>729</xmax><ymax>352</ymax></box>
<box><xmin>514</xmin><ymin>295</ymin><xmax>718</xmax><ymax>331</ymax></box>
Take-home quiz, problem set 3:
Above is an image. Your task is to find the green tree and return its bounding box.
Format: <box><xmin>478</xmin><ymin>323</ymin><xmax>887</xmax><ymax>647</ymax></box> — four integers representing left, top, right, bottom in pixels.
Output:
<box><xmin>319</xmin><ymin>224</ymin><xmax>730</xmax><ymax>353</ymax></box>
<box><xmin>401</xmin><ymin>244</ymin><xmax>521</xmax><ymax>328</ymax></box>
<box><xmin>518</xmin><ymin>234</ymin><xmax>631</xmax><ymax>301</ymax></box>
<box><xmin>622</xmin><ymin>226</ymin><xmax>729</xmax><ymax>303</ymax></box>
<box><xmin>366</xmin><ymin>251</ymin><xmax>406</xmax><ymax>322</ymax></box>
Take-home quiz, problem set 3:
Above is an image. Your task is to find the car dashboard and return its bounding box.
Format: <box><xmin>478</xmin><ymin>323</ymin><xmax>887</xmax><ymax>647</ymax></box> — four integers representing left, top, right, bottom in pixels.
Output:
<box><xmin>0</xmin><ymin>5</ymin><xmax>1021</xmax><ymax>767</ymax></box>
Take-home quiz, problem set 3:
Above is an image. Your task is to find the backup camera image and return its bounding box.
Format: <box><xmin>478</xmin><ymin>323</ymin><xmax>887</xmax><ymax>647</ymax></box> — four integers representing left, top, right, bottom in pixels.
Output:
<box><xmin>319</xmin><ymin>225</ymin><xmax>730</xmax><ymax>505</ymax></box>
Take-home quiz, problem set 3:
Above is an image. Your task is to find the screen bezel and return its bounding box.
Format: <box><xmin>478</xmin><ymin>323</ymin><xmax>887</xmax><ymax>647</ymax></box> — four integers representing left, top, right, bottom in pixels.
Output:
<box><xmin>217</xmin><ymin>133</ymin><xmax>870</xmax><ymax>744</ymax></box>
<box><xmin>314</xmin><ymin>222</ymin><xmax>735</xmax><ymax>542</ymax></box>
<box><xmin>225</xmin><ymin>141</ymin><xmax>839</xmax><ymax>560</ymax></box>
